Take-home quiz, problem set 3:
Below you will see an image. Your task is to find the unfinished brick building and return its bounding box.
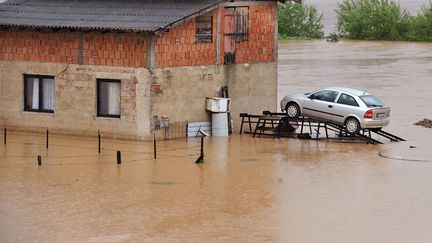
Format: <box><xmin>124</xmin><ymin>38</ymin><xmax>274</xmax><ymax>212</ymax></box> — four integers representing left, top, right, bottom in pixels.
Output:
<box><xmin>0</xmin><ymin>0</ymin><xmax>288</xmax><ymax>139</ymax></box>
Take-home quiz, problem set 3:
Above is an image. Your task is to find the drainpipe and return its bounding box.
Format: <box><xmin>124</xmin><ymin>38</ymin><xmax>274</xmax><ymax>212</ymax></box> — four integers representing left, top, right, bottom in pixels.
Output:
<box><xmin>215</xmin><ymin>6</ymin><xmax>222</xmax><ymax>74</ymax></box>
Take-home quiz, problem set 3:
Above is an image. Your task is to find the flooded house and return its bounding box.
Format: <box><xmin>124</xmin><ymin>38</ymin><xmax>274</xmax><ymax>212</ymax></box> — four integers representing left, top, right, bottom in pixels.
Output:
<box><xmin>0</xmin><ymin>0</ymin><xmax>295</xmax><ymax>139</ymax></box>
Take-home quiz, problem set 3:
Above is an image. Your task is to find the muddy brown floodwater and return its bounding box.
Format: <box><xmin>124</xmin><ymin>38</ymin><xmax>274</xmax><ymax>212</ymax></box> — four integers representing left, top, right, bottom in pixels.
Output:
<box><xmin>2</xmin><ymin>40</ymin><xmax>432</xmax><ymax>243</ymax></box>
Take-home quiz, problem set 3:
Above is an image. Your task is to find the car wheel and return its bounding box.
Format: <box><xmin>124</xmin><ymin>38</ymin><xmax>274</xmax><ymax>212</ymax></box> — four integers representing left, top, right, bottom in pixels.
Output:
<box><xmin>345</xmin><ymin>117</ymin><xmax>360</xmax><ymax>135</ymax></box>
<box><xmin>285</xmin><ymin>102</ymin><xmax>300</xmax><ymax>119</ymax></box>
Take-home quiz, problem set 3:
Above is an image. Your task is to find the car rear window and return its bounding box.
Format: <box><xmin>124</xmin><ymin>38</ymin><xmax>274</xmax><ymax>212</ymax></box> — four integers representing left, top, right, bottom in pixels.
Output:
<box><xmin>360</xmin><ymin>95</ymin><xmax>385</xmax><ymax>107</ymax></box>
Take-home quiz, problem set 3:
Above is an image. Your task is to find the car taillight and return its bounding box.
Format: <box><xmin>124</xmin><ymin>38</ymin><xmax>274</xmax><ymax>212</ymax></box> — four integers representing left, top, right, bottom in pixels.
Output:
<box><xmin>364</xmin><ymin>110</ymin><xmax>373</xmax><ymax>119</ymax></box>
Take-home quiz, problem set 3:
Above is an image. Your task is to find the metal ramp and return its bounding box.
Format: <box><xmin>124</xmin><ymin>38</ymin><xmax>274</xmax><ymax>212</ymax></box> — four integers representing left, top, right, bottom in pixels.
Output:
<box><xmin>239</xmin><ymin>111</ymin><xmax>405</xmax><ymax>144</ymax></box>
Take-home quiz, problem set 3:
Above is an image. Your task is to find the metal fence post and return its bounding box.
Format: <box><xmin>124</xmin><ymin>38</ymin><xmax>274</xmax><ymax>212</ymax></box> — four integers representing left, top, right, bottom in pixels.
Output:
<box><xmin>46</xmin><ymin>129</ymin><xmax>49</xmax><ymax>149</ymax></box>
<box><xmin>153</xmin><ymin>134</ymin><xmax>157</xmax><ymax>159</ymax></box>
<box><xmin>117</xmin><ymin>151</ymin><xmax>121</xmax><ymax>164</ymax></box>
<box><xmin>98</xmin><ymin>130</ymin><xmax>101</xmax><ymax>154</ymax></box>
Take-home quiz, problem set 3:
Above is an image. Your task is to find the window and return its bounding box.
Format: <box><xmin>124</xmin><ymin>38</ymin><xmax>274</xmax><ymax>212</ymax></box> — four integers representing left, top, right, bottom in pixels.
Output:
<box><xmin>224</xmin><ymin>7</ymin><xmax>249</xmax><ymax>64</ymax></box>
<box><xmin>24</xmin><ymin>74</ymin><xmax>55</xmax><ymax>113</ymax></box>
<box><xmin>337</xmin><ymin>93</ymin><xmax>359</xmax><ymax>107</ymax></box>
<box><xmin>225</xmin><ymin>7</ymin><xmax>249</xmax><ymax>42</ymax></box>
<box><xmin>310</xmin><ymin>90</ymin><xmax>339</xmax><ymax>102</ymax></box>
<box><xmin>196</xmin><ymin>13</ymin><xmax>213</xmax><ymax>44</ymax></box>
<box><xmin>360</xmin><ymin>95</ymin><xmax>385</xmax><ymax>108</ymax></box>
<box><xmin>97</xmin><ymin>79</ymin><xmax>121</xmax><ymax>118</ymax></box>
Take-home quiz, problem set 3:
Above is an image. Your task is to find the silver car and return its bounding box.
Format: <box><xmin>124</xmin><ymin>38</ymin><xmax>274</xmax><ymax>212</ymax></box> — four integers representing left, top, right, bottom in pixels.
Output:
<box><xmin>280</xmin><ymin>87</ymin><xmax>390</xmax><ymax>134</ymax></box>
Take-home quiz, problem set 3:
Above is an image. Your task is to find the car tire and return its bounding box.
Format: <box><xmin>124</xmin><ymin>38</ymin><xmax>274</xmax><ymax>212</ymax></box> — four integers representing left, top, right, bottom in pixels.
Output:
<box><xmin>285</xmin><ymin>102</ymin><xmax>300</xmax><ymax>119</ymax></box>
<box><xmin>345</xmin><ymin>117</ymin><xmax>361</xmax><ymax>135</ymax></box>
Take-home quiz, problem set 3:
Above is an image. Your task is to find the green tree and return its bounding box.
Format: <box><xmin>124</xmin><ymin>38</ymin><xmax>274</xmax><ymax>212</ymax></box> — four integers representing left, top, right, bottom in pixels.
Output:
<box><xmin>408</xmin><ymin>2</ymin><xmax>432</xmax><ymax>41</ymax></box>
<box><xmin>336</xmin><ymin>0</ymin><xmax>410</xmax><ymax>40</ymax></box>
<box><xmin>278</xmin><ymin>2</ymin><xmax>324</xmax><ymax>39</ymax></box>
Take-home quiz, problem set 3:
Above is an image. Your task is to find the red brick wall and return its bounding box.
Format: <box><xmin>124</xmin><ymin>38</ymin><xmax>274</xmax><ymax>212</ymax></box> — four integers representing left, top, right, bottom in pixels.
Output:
<box><xmin>156</xmin><ymin>4</ymin><xmax>276</xmax><ymax>68</ymax></box>
<box><xmin>83</xmin><ymin>34</ymin><xmax>146</xmax><ymax>67</ymax></box>
<box><xmin>0</xmin><ymin>31</ymin><xmax>78</xmax><ymax>63</ymax></box>
<box><xmin>0</xmin><ymin>31</ymin><xmax>146</xmax><ymax>68</ymax></box>
<box><xmin>0</xmin><ymin>3</ymin><xmax>276</xmax><ymax>69</ymax></box>
<box><xmin>155</xmin><ymin>9</ymin><xmax>218</xmax><ymax>68</ymax></box>
<box><xmin>233</xmin><ymin>5</ymin><xmax>276</xmax><ymax>63</ymax></box>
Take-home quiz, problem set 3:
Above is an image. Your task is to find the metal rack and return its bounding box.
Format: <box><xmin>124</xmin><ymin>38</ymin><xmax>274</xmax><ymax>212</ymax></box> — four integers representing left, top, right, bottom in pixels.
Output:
<box><xmin>239</xmin><ymin>111</ymin><xmax>405</xmax><ymax>144</ymax></box>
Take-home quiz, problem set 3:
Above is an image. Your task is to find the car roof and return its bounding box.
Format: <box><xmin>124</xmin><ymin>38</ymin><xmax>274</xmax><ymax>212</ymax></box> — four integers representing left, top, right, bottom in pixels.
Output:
<box><xmin>326</xmin><ymin>87</ymin><xmax>370</xmax><ymax>96</ymax></box>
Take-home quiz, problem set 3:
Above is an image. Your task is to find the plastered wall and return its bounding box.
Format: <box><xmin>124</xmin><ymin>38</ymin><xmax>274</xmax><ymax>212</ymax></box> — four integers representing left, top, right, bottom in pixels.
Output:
<box><xmin>0</xmin><ymin>61</ymin><xmax>152</xmax><ymax>139</ymax></box>
<box><xmin>151</xmin><ymin>61</ymin><xmax>277</xmax><ymax>132</ymax></box>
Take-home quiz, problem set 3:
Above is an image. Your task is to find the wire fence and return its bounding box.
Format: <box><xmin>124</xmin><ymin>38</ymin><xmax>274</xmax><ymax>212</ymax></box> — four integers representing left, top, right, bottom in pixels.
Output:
<box><xmin>1</xmin><ymin>124</ymin><xmax>204</xmax><ymax>166</ymax></box>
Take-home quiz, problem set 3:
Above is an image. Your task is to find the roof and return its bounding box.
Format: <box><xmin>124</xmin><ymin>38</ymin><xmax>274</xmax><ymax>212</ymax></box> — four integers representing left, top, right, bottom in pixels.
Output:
<box><xmin>0</xmin><ymin>0</ymin><xmax>223</xmax><ymax>33</ymax></box>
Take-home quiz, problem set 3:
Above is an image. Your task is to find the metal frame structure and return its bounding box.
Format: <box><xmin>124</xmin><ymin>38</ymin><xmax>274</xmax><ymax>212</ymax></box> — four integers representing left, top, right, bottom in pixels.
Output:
<box><xmin>239</xmin><ymin>111</ymin><xmax>405</xmax><ymax>144</ymax></box>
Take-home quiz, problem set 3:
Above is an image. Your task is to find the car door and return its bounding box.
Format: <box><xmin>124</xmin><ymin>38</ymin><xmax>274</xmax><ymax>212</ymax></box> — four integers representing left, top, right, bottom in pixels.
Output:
<box><xmin>332</xmin><ymin>93</ymin><xmax>362</xmax><ymax>125</ymax></box>
<box><xmin>302</xmin><ymin>89</ymin><xmax>339</xmax><ymax>121</ymax></box>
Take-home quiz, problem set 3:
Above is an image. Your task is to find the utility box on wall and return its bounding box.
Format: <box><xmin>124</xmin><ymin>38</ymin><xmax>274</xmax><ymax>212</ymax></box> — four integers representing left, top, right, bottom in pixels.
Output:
<box><xmin>205</xmin><ymin>97</ymin><xmax>231</xmax><ymax>113</ymax></box>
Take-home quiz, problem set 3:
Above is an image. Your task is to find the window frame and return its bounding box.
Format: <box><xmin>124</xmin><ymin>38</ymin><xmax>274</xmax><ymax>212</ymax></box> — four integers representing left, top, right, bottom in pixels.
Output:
<box><xmin>96</xmin><ymin>79</ymin><xmax>121</xmax><ymax>118</ymax></box>
<box><xmin>195</xmin><ymin>13</ymin><xmax>213</xmax><ymax>44</ymax></box>
<box><xmin>23</xmin><ymin>74</ymin><xmax>55</xmax><ymax>113</ymax></box>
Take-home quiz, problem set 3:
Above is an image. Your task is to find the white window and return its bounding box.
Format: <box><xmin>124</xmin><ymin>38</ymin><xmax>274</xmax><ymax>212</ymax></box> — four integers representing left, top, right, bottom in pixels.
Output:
<box><xmin>24</xmin><ymin>75</ymin><xmax>55</xmax><ymax>113</ymax></box>
<box><xmin>97</xmin><ymin>79</ymin><xmax>121</xmax><ymax>118</ymax></box>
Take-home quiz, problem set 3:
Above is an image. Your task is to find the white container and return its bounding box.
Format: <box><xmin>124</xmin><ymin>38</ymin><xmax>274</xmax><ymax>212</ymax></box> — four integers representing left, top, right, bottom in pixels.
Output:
<box><xmin>212</xmin><ymin>113</ymin><xmax>229</xmax><ymax>137</ymax></box>
<box><xmin>206</xmin><ymin>97</ymin><xmax>231</xmax><ymax>112</ymax></box>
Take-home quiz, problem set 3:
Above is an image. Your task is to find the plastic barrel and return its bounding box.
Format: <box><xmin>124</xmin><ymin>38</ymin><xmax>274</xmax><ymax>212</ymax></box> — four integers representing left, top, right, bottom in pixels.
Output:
<box><xmin>212</xmin><ymin>113</ymin><xmax>229</xmax><ymax>137</ymax></box>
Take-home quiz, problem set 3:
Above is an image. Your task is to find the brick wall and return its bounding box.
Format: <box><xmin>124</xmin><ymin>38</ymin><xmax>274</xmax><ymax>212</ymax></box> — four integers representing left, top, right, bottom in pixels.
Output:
<box><xmin>0</xmin><ymin>31</ymin><xmax>78</xmax><ymax>63</ymax></box>
<box><xmin>0</xmin><ymin>3</ymin><xmax>276</xmax><ymax>69</ymax></box>
<box><xmin>0</xmin><ymin>31</ymin><xmax>147</xmax><ymax>68</ymax></box>
<box><xmin>83</xmin><ymin>34</ymin><xmax>146</xmax><ymax>67</ymax></box>
<box><xmin>155</xmin><ymin>9</ymin><xmax>218</xmax><ymax>68</ymax></box>
<box><xmin>155</xmin><ymin>4</ymin><xmax>276</xmax><ymax>68</ymax></box>
<box><xmin>233</xmin><ymin>5</ymin><xmax>276</xmax><ymax>63</ymax></box>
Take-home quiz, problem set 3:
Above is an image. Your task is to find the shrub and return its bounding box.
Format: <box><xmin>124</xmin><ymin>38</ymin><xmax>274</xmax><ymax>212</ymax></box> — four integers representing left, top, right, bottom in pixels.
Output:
<box><xmin>278</xmin><ymin>2</ymin><xmax>324</xmax><ymax>39</ymax></box>
<box><xmin>336</xmin><ymin>0</ymin><xmax>410</xmax><ymax>40</ymax></box>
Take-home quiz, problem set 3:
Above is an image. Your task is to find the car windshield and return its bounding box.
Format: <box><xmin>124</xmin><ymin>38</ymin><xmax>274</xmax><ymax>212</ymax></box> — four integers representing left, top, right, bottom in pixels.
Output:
<box><xmin>360</xmin><ymin>95</ymin><xmax>385</xmax><ymax>108</ymax></box>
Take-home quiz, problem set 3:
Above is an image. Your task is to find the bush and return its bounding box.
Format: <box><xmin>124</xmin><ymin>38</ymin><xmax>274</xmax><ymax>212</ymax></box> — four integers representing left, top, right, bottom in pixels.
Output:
<box><xmin>278</xmin><ymin>2</ymin><xmax>324</xmax><ymax>39</ymax></box>
<box><xmin>336</xmin><ymin>0</ymin><xmax>410</xmax><ymax>40</ymax></box>
<box><xmin>408</xmin><ymin>2</ymin><xmax>432</xmax><ymax>41</ymax></box>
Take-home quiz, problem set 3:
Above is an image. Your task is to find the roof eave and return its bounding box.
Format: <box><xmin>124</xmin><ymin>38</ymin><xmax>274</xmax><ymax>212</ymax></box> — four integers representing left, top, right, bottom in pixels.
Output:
<box><xmin>153</xmin><ymin>0</ymin><xmax>224</xmax><ymax>36</ymax></box>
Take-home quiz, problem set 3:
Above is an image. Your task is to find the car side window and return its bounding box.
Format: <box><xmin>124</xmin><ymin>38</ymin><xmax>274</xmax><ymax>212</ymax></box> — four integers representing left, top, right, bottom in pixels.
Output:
<box><xmin>337</xmin><ymin>93</ymin><xmax>359</xmax><ymax>107</ymax></box>
<box><xmin>310</xmin><ymin>90</ymin><xmax>339</xmax><ymax>102</ymax></box>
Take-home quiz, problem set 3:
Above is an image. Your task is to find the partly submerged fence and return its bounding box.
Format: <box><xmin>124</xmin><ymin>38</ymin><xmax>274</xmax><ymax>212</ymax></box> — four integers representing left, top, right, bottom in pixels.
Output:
<box><xmin>1</xmin><ymin>124</ymin><xmax>205</xmax><ymax>166</ymax></box>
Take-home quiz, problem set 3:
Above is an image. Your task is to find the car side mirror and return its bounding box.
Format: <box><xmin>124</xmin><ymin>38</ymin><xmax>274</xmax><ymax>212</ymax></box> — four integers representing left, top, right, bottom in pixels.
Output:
<box><xmin>308</xmin><ymin>95</ymin><xmax>314</xmax><ymax>100</ymax></box>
